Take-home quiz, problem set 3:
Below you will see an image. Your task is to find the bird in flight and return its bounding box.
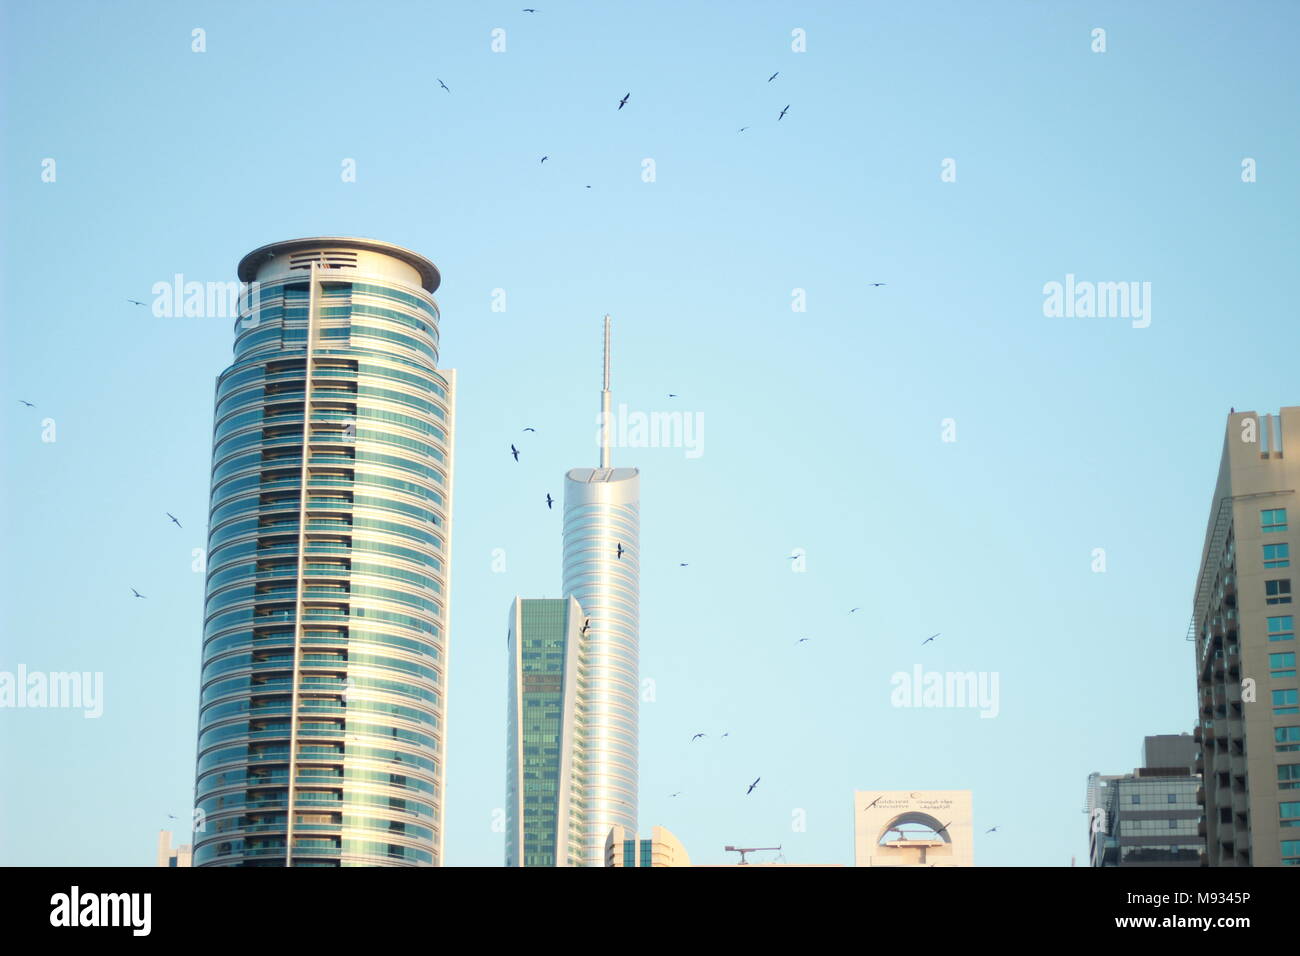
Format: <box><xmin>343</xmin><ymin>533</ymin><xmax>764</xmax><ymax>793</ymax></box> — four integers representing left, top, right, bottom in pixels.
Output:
<box><xmin>523</xmin><ymin>7</ymin><xmax>537</xmax><ymax>11</ymax></box>
<box><xmin>438</xmin><ymin>78</ymin><xmax>450</xmax><ymax>93</ymax></box>
<box><xmin>691</xmin><ymin>733</ymin><xmax>706</xmax><ymax>742</ymax></box>
<box><xmin>678</xmin><ymin>562</ymin><xmax>689</xmax><ymax>567</ymax></box>
<box><xmin>778</xmin><ymin>104</ymin><xmax>790</xmax><ymax>120</ymax></box>
<box><xmin>166</xmin><ymin>513</ymin><xmax>182</xmax><ymax>528</ymax></box>
<box><xmin>522</xmin><ymin>427</ymin><xmax>536</xmax><ymax>432</ymax></box>
<box><xmin>618</xmin><ymin>92</ymin><xmax>630</xmax><ymax>109</ymax></box>
<box><xmin>127</xmin><ymin>299</ymin><xmax>146</xmax><ymax>306</ymax></box>
<box><xmin>581</xmin><ymin>618</ymin><xmax>591</xmax><ymax>634</ymax></box>
<box><xmin>935</xmin><ymin>821</ymin><xmax>953</xmax><ymax>835</ymax></box>
<box><xmin>796</xmin><ymin>637</ymin><xmax>810</xmax><ymax>644</ymax></box>
<box><xmin>510</xmin><ymin>444</ymin><xmax>520</xmax><ymax>461</ymax></box>
<box><xmin>768</xmin><ymin>71</ymin><xmax>779</xmax><ymax>82</ymax></box>
<box><xmin>986</xmin><ymin>826</ymin><xmax>999</xmax><ymax>833</ymax></box>
<box><xmin>616</xmin><ymin>542</ymin><xmax>624</xmax><ymax>559</ymax></box>
<box><xmin>131</xmin><ymin>588</ymin><xmax>146</xmax><ymax>599</ymax></box>
<box><xmin>922</xmin><ymin>633</ymin><xmax>939</xmax><ymax>645</ymax></box>
<box><xmin>849</xmin><ymin>607</ymin><xmax>861</xmax><ymax>614</ymax></box>
<box><xmin>670</xmin><ymin>791</ymin><xmax>682</xmax><ymax>797</ymax></box>
<box><xmin>540</xmin><ymin>156</ymin><xmax>548</xmax><ymax>164</ymax></box>
<box><xmin>545</xmin><ymin>493</ymin><xmax>554</xmax><ymax>509</ymax></box>
<box><xmin>863</xmin><ymin>795</ymin><xmax>882</xmax><ymax>811</ymax></box>
<box><xmin>18</xmin><ymin>400</ymin><xmax>34</xmax><ymax>407</ymax></box>
<box><xmin>667</xmin><ymin>393</ymin><xmax>678</xmax><ymax>398</ymax></box>
<box><xmin>721</xmin><ymin>732</ymin><xmax>729</xmax><ymax>739</ymax></box>
<box><xmin>747</xmin><ymin>777</ymin><xmax>761</xmax><ymax>795</ymax></box>
<box><xmin>870</xmin><ymin>282</ymin><xmax>887</xmax><ymax>287</ymax></box>
<box><xmin>738</xmin><ymin>126</ymin><xmax>749</xmax><ymax>133</ymax></box>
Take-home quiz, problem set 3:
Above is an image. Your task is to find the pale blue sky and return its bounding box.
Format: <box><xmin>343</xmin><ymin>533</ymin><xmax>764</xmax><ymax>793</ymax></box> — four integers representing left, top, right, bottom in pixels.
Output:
<box><xmin>2</xmin><ymin>0</ymin><xmax>1297</xmax><ymax>866</ymax></box>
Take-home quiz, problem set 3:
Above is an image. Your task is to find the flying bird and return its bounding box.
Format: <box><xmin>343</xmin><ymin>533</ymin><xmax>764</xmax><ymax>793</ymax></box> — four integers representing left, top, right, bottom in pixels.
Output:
<box><xmin>127</xmin><ymin>299</ymin><xmax>146</xmax><ymax>306</ymax></box>
<box><xmin>522</xmin><ymin>427</ymin><xmax>536</xmax><ymax>432</ymax></box>
<box><xmin>986</xmin><ymin>826</ymin><xmax>1000</xmax><ymax>833</ymax></box>
<box><xmin>667</xmin><ymin>393</ymin><xmax>678</xmax><ymax>398</ymax></box>
<box><xmin>768</xmin><ymin>71</ymin><xmax>779</xmax><ymax>82</ymax></box>
<box><xmin>747</xmin><ymin>777</ymin><xmax>761</xmax><ymax>795</ymax></box>
<box><xmin>935</xmin><ymin>821</ymin><xmax>953</xmax><ymax>835</ymax></box>
<box><xmin>778</xmin><ymin>105</ymin><xmax>789</xmax><ymax>120</ymax></box>
<box><xmin>691</xmin><ymin>733</ymin><xmax>706</xmax><ymax>741</ymax></box>
<box><xmin>796</xmin><ymin>637</ymin><xmax>810</xmax><ymax>644</ymax></box>
<box><xmin>870</xmin><ymin>282</ymin><xmax>887</xmax><ymax>287</ymax></box>
<box><xmin>616</xmin><ymin>542</ymin><xmax>624</xmax><ymax>559</ymax></box>
<box><xmin>166</xmin><ymin>513</ymin><xmax>182</xmax><ymax>528</ymax></box>
<box><xmin>581</xmin><ymin>618</ymin><xmax>591</xmax><ymax>634</ymax></box>
<box><xmin>721</xmin><ymin>732</ymin><xmax>729</xmax><ymax>739</ymax></box>
<box><xmin>510</xmin><ymin>444</ymin><xmax>520</xmax><ymax>461</ymax></box>
<box><xmin>438</xmin><ymin>78</ymin><xmax>450</xmax><ymax>92</ymax></box>
<box><xmin>849</xmin><ymin>607</ymin><xmax>861</xmax><ymax>614</ymax></box>
<box><xmin>540</xmin><ymin>156</ymin><xmax>548</xmax><ymax>164</ymax></box>
<box><xmin>131</xmin><ymin>588</ymin><xmax>146</xmax><ymax>599</ymax></box>
<box><xmin>922</xmin><ymin>633</ymin><xmax>939</xmax><ymax>645</ymax></box>
<box><xmin>523</xmin><ymin>7</ymin><xmax>537</xmax><ymax>11</ymax></box>
<box><xmin>678</xmin><ymin>563</ymin><xmax>689</xmax><ymax>567</ymax></box>
<box><xmin>863</xmin><ymin>795</ymin><xmax>882</xmax><ymax>811</ymax></box>
<box><xmin>618</xmin><ymin>92</ymin><xmax>630</xmax><ymax>110</ymax></box>
<box><xmin>670</xmin><ymin>791</ymin><xmax>682</xmax><ymax>797</ymax></box>
<box><xmin>18</xmin><ymin>400</ymin><xmax>34</xmax><ymax>407</ymax></box>
<box><xmin>545</xmin><ymin>493</ymin><xmax>554</xmax><ymax>509</ymax></box>
<box><xmin>738</xmin><ymin>127</ymin><xmax>749</xmax><ymax>133</ymax></box>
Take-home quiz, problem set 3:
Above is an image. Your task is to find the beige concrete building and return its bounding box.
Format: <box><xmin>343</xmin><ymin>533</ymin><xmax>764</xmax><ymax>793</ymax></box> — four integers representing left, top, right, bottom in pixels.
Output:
<box><xmin>156</xmin><ymin>830</ymin><xmax>192</xmax><ymax>867</ymax></box>
<box><xmin>854</xmin><ymin>790</ymin><xmax>973</xmax><ymax>866</ymax></box>
<box><xmin>605</xmin><ymin>825</ymin><xmax>691</xmax><ymax>867</ymax></box>
<box><xmin>1191</xmin><ymin>408</ymin><xmax>1300</xmax><ymax>866</ymax></box>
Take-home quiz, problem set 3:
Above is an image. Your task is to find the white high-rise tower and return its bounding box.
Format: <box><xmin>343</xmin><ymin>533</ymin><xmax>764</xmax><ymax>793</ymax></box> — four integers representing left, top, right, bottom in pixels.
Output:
<box><xmin>562</xmin><ymin>316</ymin><xmax>641</xmax><ymax>865</ymax></box>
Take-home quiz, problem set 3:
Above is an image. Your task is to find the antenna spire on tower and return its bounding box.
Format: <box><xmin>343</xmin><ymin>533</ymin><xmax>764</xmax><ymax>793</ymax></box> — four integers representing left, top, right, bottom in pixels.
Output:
<box><xmin>600</xmin><ymin>315</ymin><xmax>612</xmax><ymax>469</ymax></box>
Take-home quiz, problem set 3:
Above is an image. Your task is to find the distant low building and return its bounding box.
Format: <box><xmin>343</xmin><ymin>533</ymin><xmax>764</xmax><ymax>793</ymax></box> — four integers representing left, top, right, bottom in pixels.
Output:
<box><xmin>1087</xmin><ymin>734</ymin><xmax>1203</xmax><ymax>867</ymax></box>
<box><xmin>157</xmin><ymin>830</ymin><xmax>191</xmax><ymax>868</ymax></box>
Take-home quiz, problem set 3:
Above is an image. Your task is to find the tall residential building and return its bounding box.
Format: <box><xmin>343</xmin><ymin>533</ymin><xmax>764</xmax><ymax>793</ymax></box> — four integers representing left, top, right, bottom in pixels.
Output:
<box><xmin>1191</xmin><ymin>408</ymin><xmax>1300</xmax><ymax>866</ymax></box>
<box><xmin>505</xmin><ymin>597</ymin><xmax>585</xmax><ymax>867</ymax></box>
<box><xmin>156</xmin><ymin>830</ymin><xmax>192</xmax><ymax>867</ymax></box>
<box><xmin>563</xmin><ymin>317</ymin><xmax>640</xmax><ymax>864</ymax></box>
<box><xmin>194</xmin><ymin>238</ymin><xmax>455</xmax><ymax>867</ymax></box>
<box><xmin>854</xmin><ymin>790</ymin><xmax>973</xmax><ymax>866</ymax></box>
<box><xmin>1087</xmin><ymin>734</ymin><xmax>1203</xmax><ymax>867</ymax></box>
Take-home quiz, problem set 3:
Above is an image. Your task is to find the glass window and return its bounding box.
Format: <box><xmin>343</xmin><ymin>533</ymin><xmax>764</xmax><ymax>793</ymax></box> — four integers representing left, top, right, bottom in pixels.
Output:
<box><xmin>1265</xmin><ymin>543</ymin><xmax>1291</xmax><ymax>569</ymax></box>
<box><xmin>1281</xmin><ymin>802</ymin><xmax>1300</xmax><ymax>826</ymax></box>
<box><xmin>1267</xmin><ymin>580</ymin><xmax>1293</xmax><ymax>605</ymax></box>
<box><xmin>1263</xmin><ymin>509</ymin><xmax>1288</xmax><ymax>533</ymax></box>
<box><xmin>1283</xmin><ymin>840</ymin><xmax>1300</xmax><ymax>864</ymax></box>
<box><xmin>1275</xmin><ymin>689</ymin><xmax>1300</xmax><ymax>714</ymax></box>
<box><xmin>1277</xmin><ymin>726</ymin><xmax>1300</xmax><ymax>752</ymax></box>
<box><xmin>1281</xmin><ymin>764</ymin><xmax>1300</xmax><ymax>789</ymax></box>
<box><xmin>1270</xmin><ymin>616</ymin><xmax>1296</xmax><ymax>642</ymax></box>
<box><xmin>1272</xmin><ymin>652</ymin><xmax>1298</xmax><ymax>678</ymax></box>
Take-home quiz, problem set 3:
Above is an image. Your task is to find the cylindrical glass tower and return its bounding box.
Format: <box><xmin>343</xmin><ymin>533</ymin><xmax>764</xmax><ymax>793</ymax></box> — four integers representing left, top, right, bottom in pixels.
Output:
<box><xmin>562</xmin><ymin>468</ymin><xmax>640</xmax><ymax>864</ymax></box>
<box><xmin>194</xmin><ymin>237</ymin><xmax>454</xmax><ymax>867</ymax></box>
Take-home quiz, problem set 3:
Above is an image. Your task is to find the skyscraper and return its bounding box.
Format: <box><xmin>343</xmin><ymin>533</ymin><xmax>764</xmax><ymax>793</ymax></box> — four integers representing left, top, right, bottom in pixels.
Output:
<box><xmin>1191</xmin><ymin>408</ymin><xmax>1299</xmax><ymax>866</ymax></box>
<box><xmin>194</xmin><ymin>237</ymin><xmax>454</xmax><ymax>866</ymax></box>
<box><xmin>562</xmin><ymin>317</ymin><xmax>641</xmax><ymax>865</ymax></box>
<box><xmin>505</xmin><ymin>597</ymin><xmax>585</xmax><ymax>867</ymax></box>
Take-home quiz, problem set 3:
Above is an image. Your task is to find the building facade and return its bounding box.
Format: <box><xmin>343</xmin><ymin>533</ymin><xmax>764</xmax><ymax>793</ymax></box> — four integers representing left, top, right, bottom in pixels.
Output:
<box><xmin>605</xmin><ymin>826</ymin><xmax>691</xmax><ymax>867</ymax></box>
<box><xmin>505</xmin><ymin>597</ymin><xmax>585</xmax><ymax>867</ymax></box>
<box><xmin>1087</xmin><ymin>735</ymin><xmax>1203</xmax><ymax>867</ymax></box>
<box><xmin>562</xmin><ymin>317</ymin><xmax>641</xmax><ymax>865</ymax></box>
<box><xmin>156</xmin><ymin>830</ymin><xmax>192</xmax><ymax>867</ymax></box>
<box><xmin>194</xmin><ymin>237</ymin><xmax>454</xmax><ymax>866</ymax></box>
<box><xmin>1191</xmin><ymin>408</ymin><xmax>1299</xmax><ymax>866</ymax></box>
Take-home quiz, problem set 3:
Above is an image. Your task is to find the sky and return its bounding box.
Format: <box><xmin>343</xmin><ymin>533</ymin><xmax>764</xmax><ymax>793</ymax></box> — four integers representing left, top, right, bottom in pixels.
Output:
<box><xmin>2</xmin><ymin>0</ymin><xmax>1298</xmax><ymax>867</ymax></box>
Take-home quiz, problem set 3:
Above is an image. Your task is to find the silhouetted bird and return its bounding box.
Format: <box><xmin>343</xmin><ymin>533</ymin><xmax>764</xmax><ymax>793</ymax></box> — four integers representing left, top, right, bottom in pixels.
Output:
<box><xmin>166</xmin><ymin>513</ymin><xmax>182</xmax><ymax>528</ymax></box>
<box><xmin>18</xmin><ymin>400</ymin><xmax>34</xmax><ymax>407</ymax></box>
<box><xmin>540</xmin><ymin>156</ymin><xmax>548</xmax><ymax>164</ymax></box>
<box><xmin>738</xmin><ymin>127</ymin><xmax>749</xmax><ymax>133</ymax></box>
<box><xmin>546</xmin><ymin>493</ymin><xmax>554</xmax><ymax>509</ymax></box>
<box><xmin>986</xmin><ymin>826</ymin><xmax>999</xmax><ymax>833</ymax></box>
<box><xmin>618</xmin><ymin>92</ymin><xmax>630</xmax><ymax>109</ymax></box>
<box><xmin>923</xmin><ymin>633</ymin><xmax>939</xmax><ymax>645</ymax></box>
<box><xmin>768</xmin><ymin>71</ymin><xmax>779</xmax><ymax>82</ymax></box>
<box><xmin>747</xmin><ymin>777</ymin><xmax>761</xmax><ymax>795</ymax></box>
<box><xmin>616</xmin><ymin>542</ymin><xmax>624</xmax><ymax>559</ymax></box>
<box><xmin>870</xmin><ymin>282</ymin><xmax>886</xmax><ymax>287</ymax></box>
<box><xmin>523</xmin><ymin>427</ymin><xmax>536</xmax><ymax>432</ymax></box>
<box><xmin>778</xmin><ymin>105</ymin><xmax>789</xmax><ymax>120</ymax></box>
<box><xmin>131</xmin><ymin>588</ymin><xmax>146</xmax><ymax>599</ymax></box>
<box><xmin>581</xmin><ymin>618</ymin><xmax>591</xmax><ymax>634</ymax></box>
<box><xmin>127</xmin><ymin>299</ymin><xmax>146</xmax><ymax>306</ymax></box>
<box><xmin>796</xmin><ymin>637</ymin><xmax>809</xmax><ymax>644</ymax></box>
<box><xmin>438</xmin><ymin>79</ymin><xmax>450</xmax><ymax>92</ymax></box>
<box><xmin>850</xmin><ymin>607</ymin><xmax>861</xmax><ymax>613</ymax></box>
<box><xmin>691</xmin><ymin>733</ymin><xmax>705</xmax><ymax>741</ymax></box>
<box><xmin>511</xmin><ymin>444</ymin><xmax>520</xmax><ymax>461</ymax></box>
